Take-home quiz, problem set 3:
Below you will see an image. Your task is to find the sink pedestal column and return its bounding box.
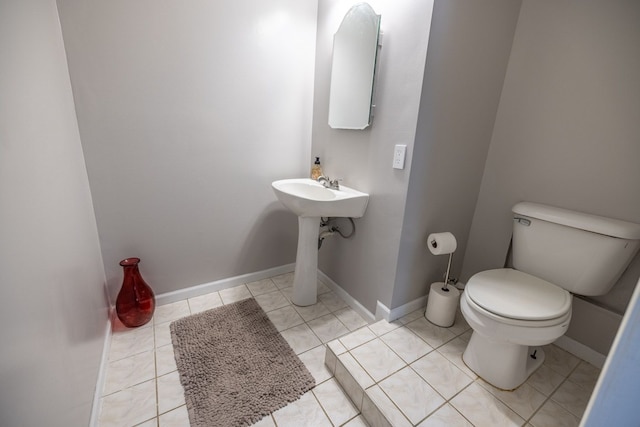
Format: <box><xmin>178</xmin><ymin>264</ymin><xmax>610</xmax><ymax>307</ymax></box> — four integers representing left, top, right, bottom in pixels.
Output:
<box><xmin>292</xmin><ymin>216</ymin><xmax>320</xmax><ymax>306</ymax></box>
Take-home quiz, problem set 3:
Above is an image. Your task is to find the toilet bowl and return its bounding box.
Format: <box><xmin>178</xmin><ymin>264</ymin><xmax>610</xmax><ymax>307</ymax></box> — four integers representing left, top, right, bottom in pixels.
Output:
<box><xmin>459</xmin><ymin>202</ymin><xmax>640</xmax><ymax>391</ymax></box>
<box><xmin>460</xmin><ymin>268</ymin><xmax>572</xmax><ymax>390</ymax></box>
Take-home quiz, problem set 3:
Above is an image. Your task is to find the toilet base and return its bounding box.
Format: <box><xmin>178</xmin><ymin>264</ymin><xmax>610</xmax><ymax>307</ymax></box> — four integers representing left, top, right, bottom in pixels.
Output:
<box><xmin>462</xmin><ymin>330</ymin><xmax>545</xmax><ymax>390</ymax></box>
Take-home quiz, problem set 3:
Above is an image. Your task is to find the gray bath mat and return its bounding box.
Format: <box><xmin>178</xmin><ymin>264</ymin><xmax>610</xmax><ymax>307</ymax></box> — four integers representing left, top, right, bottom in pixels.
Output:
<box><xmin>170</xmin><ymin>297</ymin><xmax>315</xmax><ymax>426</ymax></box>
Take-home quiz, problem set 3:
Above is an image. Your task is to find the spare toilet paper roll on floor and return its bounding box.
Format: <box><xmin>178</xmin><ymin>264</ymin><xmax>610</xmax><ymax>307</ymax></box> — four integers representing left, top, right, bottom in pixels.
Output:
<box><xmin>425</xmin><ymin>282</ymin><xmax>460</xmax><ymax>327</ymax></box>
<box><xmin>427</xmin><ymin>232</ymin><xmax>457</xmax><ymax>255</ymax></box>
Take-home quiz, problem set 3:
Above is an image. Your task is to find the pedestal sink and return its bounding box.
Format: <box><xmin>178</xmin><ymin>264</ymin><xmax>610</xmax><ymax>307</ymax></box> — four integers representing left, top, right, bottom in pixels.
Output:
<box><xmin>272</xmin><ymin>178</ymin><xmax>369</xmax><ymax>306</ymax></box>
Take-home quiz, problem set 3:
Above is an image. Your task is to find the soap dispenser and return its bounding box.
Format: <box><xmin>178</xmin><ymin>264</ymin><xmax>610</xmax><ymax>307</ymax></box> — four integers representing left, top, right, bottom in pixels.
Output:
<box><xmin>311</xmin><ymin>157</ymin><xmax>323</xmax><ymax>180</ymax></box>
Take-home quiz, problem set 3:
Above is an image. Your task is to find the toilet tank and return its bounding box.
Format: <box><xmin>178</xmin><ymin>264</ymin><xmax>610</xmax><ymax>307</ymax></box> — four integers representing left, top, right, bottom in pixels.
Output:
<box><xmin>511</xmin><ymin>202</ymin><xmax>640</xmax><ymax>296</ymax></box>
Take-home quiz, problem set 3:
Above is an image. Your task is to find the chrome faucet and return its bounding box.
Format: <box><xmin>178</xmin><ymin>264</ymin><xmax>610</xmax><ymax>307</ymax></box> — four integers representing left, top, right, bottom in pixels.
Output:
<box><xmin>317</xmin><ymin>175</ymin><xmax>341</xmax><ymax>190</ymax></box>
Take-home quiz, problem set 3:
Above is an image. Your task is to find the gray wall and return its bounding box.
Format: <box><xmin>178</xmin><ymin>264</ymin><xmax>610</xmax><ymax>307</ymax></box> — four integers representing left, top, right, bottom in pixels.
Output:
<box><xmin>0</xmin><ymin>1</ymin><xmax>108</xmax><ymax>426</ymax></box>
<box><xmin>56</xmin><ymin>0</ymin><xmax>319</xmax><ymax>301</ymax></box>
<box><xmin>392</xmin><ymin>0</ymin><xmax>522</xmax><ymax>309</ymax></box>
<box><xmin>462</xmin><ymin>0</ymin><xmax>640</xmax><ymax>353</ymax></box>
<box><xmin>312</xmin><ymin>0</ymin><xmax>435</xmax><ymax>313</ymax></box>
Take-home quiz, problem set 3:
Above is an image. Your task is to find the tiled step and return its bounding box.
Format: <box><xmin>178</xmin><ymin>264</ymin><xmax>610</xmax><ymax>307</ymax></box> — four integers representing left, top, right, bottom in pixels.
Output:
<box><xmin>324</xmin><ymin>309</ymin><xmax>474</xmax><ymax>427</ymax></box>
<box><xmin>324</xmin><ymin>309</ymin><xmax>600</xmax><ymax>427</ymax></box>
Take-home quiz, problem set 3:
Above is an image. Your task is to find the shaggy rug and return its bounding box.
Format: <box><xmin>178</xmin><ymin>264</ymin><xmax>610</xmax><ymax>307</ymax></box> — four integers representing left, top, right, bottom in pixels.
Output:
<box><xmin>170</xmin><ymin>297</ymin><xmax>315</xmax><ymax>427</ymax></box>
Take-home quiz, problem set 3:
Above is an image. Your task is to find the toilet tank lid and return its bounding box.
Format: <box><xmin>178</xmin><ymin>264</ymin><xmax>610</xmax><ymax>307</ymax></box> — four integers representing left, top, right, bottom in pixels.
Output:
<box><xmin>513</xmin><ymin>202</ymin><xmax>640</xmax><ymax>240</ymax></box>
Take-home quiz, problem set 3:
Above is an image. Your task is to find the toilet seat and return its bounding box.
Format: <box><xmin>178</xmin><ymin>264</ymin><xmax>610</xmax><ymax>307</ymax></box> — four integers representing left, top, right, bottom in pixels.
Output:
<box><xmin>466</xmin><ymin>268</ymin><xmax>571</xmax><ymax>322</ymax></box>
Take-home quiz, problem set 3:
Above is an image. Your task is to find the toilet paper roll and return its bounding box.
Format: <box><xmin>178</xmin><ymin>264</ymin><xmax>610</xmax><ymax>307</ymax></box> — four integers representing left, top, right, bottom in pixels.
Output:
<box><xmin>427</xmin><ymin>232</ymin><xmax>457</xmax><ymax>255</ymax></box>
<box><xmin>425</xmin><ymin>282</ymin><xmax>460</xmax><ymax>327</ymax></box>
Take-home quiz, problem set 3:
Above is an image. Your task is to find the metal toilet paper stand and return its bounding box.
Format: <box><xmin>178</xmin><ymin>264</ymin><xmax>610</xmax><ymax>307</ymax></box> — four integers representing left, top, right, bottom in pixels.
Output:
<box><xmin>425</xmin><ymin>232</ymin><xmax>460</xmax><ymax>327</ymax></box>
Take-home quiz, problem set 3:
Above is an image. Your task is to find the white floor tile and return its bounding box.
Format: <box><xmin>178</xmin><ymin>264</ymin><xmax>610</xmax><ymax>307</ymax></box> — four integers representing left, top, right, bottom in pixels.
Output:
<box><xmin>266</xmin><ymin>305</ymin><xmax>304</xmax><ymax>331</ymax></box>
<box><xmin>368</xmin><ymin>319</ymin><xmax>402</xmax><ymax>337</ymax></box>
<box><xmin>550</xmin><ymin>379</ymin><xmax>592</xmax><ymax>418</ymax></box>
<box><xmin>380</xmin><ymin>326</ymin><xmax>433</xmax><ymax>363</ymax></box>
<box><xmin>406</xmin><ymin>317</ymin><xmax>456</xmax><ymax>348</ymax></box>
<box><xmin>103</xmin><ymin>350</ymin><xmax>156</xmax><ymax>396</ymax></box>
<box><xmin>307</xmin><ymin>313</ymin><xmax>350</xmax><ymax>343</ymax></box>
<box><xmin>543</xmin><ymin>345</ymin><xmax>580</xmax><ymax>377</ymax></box>
<box><xmin>109</xmin><ymin>326</ymin><xmax>155</xmax><ymax>361</ymax></box>
<box><xmin>319</xmin><ymin>291</ymin><xmax>349</xmax><ymax>312</ymax></box>
<box><xmin>398</xmin><ymin>309</ymin><xmax>426</xmax><ymax>325</ymax></box>
<box><xmin>154</xmin><ymin>321</ymin><xmax>173</xmax><ymax>348</ymax></box>
<box><xmin>272</xmin><ymin>392</ymin><xmax>332</xmax><ymax>427</ymax></box>
<box><xmin>294</xmin><ymin>301</ymin><xmax>331</xmax><ymax>322</ymax></box>
<box><xmin>279</xmin><ymin>323</ymin><xmax>322</xmax><ymax>354</ymax></box>
<box><xmin>339</xmin><ymin>327</ymin><xmax>377</xmax><ymax>350</ymax></box>
<box><xmin>479</xmin><ymin>380</ymin><xmax>546</xmax><ymax>420</ymax></box>
<box><xmin>379</xmin><ymin>367</ymin><xmax>444</xmax><ymax>424</ymax></box>
<box><xmin>530</xmin><ymin>399</ymin><xmax>580</xmax><ymax>427</ymax></box>
<box><xmin>157</xmin><ymin>371</ymin><xmax>186</xmax><ymax>415</ymax></box>
<box><xmin>350</xmin><ymin>339</ymin><xmax>406</xmax><ymax>382</ymax></box>
<box><xmin>567</xmin><ymin>361</ymin><xmax>600</xmax><ymax>391</ymax></box>
<box><xmin>526</xmin><ymin>364</ymin><xmax>565</xmax><ymax>396</ymax></box>
<box><xmin>158</xmin><ymin>405</ymin><xmax>189</xmax><ymax>427</ymax></box>
<box><xmin>365</xmin><ymin>385</ymin><xmax>412</xmax><ymax>427</ymax></box>
<box><xmin>411</xmin><ymin>351</ymin><xmax>473</xmax><ymax>400</ymax></box>
<box><xmin>436</xmin><ymin>337</ymin><xmax>478</xmax><ymax>379</ymax></box>
<box><xmin>313</xmin><ymin>378</ymin><xmax>359</xmax><ymax>426</ymax></box>
<box><xmin>246</xmin><ymin>278</ymin><xmax>278</xmax><ymax>296</ymax></box>
<box><xmin>219</xmin><ymin>284</ymin><xmax>251</xmax><ymax>304</ymax></box>
<box><xmin>155</xmin><ymin>344</ymin><xmax>177</xmax><ymax>377</ymax></box>
<box><xmin>187</xmin><ymin>292</ymin><xmax>223</xmax><ymax>314</ymax></box>
<box><xmin>343</xmin><ymin>415</ymin><xmax>370</xmax><ymax>427</ymax></box>
<box><xmin>253</xmin><ymin>289</ymin><xmax>289</xmax><ymax>312</ymax></box>
<box><xmin>135</xmin><ymin>418</ymin><xmax>158</xmax><ymax>427</ymax></box>
<box><xmin>417</xmin><ymin>403</ymin><xmax>472</xmax><ymax>427</ymax></box>
<box><xmin>99</xmin><ymin>379</ymin><xmax>157</xmax><ymax>427</ymax></box>
<box><xmin>450</xmin><ymin>383</ymin><xmax>524</xmax><ymax>427</ymax></box>
<box><xmin>270</xmin><ymin>272</ymin><xmax>294</xmax><ymax>289</ymax></box>
<box><xmin>154</xmin><ymin>300</ymin><xmax>191</xmax><ymax>324</ymax></box>
<box><xmin>298</xmin><ymin>345</ymin><xmax>333</xmax><ymax>384</ymax></box>
<box><xmin>317</xmin><ymin>280</ymin><xmax>331</xmax><ymax>295</ymax></box>
<box><xmin>334</xmin><ymin>307</ymin><xmax>368</xmax><ymax>331</ymax></box>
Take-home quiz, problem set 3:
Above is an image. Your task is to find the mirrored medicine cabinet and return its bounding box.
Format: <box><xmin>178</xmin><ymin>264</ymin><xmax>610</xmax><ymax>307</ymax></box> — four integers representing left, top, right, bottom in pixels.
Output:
<box><xmin>328</xmin><ymin>3</ymin><xmax>381</xmax><ymax>130</ymax></box>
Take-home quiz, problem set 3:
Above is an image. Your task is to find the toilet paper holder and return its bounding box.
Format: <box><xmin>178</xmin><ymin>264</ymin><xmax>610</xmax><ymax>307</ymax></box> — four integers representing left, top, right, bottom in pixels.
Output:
<box><xmin>426</xmin><ymin>231</ymin><xmax>460</xmax><ymax>327</ymax></box>
<box><xmin>427</xmin><ymin>232</ymin><xmax>458</xmax><ymax>292</ymax></box>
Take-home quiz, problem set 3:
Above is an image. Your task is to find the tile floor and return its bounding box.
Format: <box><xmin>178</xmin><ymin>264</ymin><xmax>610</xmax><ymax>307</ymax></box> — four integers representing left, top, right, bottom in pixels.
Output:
<box><xmin>98</xmin><ymin>272</ymin><xmax>600</xmax><ymax>427</ymax></box>
<box><xmin>99</xmin><ymin>273</ymin><xmax>369</xmax><ymax>427</ymax></box>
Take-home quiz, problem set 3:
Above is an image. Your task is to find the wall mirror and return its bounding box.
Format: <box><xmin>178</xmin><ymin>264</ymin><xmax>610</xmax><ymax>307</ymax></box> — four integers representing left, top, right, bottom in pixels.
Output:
<box><xmin>328</xmin><ymin>3</ymin><xmax>381</xmax><ymax>130</ymax></box>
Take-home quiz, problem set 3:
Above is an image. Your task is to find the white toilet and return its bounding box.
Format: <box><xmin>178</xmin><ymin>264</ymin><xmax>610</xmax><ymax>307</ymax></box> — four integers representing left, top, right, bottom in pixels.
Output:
<box><xmin>461</xmin><ymin>202</ymin><xmax>640</xmax><ymax>390</ymax></box>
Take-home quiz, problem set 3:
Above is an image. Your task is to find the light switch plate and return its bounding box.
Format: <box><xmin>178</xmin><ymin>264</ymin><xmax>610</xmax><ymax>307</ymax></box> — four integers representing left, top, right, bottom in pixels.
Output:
<box><xmin>393</xmin><ymin>144</ymin><xmax>406</xmax><ymax>169</ymax></box>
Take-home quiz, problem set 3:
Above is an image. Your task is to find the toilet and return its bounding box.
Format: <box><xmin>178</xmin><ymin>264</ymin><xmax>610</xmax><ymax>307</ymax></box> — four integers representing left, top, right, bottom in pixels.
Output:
<box><xmin>461</xmin><ymin>202</ymin><xmax>640</xmax><ymax>390</ymax></box>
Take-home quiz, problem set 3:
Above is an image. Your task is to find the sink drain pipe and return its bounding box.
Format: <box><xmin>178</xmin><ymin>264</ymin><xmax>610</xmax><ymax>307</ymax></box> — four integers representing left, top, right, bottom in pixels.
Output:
<box><xmin>318</xmin><ymin>217</ymin><xmax>356</xmax><ymax>249</ymax></box>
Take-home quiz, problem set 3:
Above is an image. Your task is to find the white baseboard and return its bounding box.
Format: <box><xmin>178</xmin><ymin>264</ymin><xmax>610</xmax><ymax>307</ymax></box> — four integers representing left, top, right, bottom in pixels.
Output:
<box><xmin>555</xmin><ymin>335</ymin><xmax>607</xmax><ymax>369</ymax></box>
<box><xmin>375</xmin><ymin>296</ymin><xmax>428</xmax><ymax>322</ymax></box>
<box><xmin>89</xmin><ymin>313</ymin><xmax>113</xmax><ymax>427</ymax></box>
<box><xmin>155</xmin><ymin>263</ymin><xmax>296</xmax><ymax>306</ymax></box>
<box><xmin>154</xmin><ymin>265</ymin><xmax>376</xmax><ymax>323</ymax></box>
<box><xmin>318</xmin><ymin>270</ymin><xmax>376</xmax><ymax>323</ymax></box>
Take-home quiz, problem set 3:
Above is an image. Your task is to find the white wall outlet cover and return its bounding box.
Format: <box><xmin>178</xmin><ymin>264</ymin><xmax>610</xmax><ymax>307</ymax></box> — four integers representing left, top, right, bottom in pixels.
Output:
<box><xmin>393</xmin><ymin>144</ymin><xmax>407</xmax><ymax>169</ymax></box>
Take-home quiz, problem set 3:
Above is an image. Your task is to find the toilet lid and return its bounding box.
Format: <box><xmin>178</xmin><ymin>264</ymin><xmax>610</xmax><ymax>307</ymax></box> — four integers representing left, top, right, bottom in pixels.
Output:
<box><xmin>466</xmin><ymin>269</ymin><xmax>571</xmax><ymax>321</ymax></box>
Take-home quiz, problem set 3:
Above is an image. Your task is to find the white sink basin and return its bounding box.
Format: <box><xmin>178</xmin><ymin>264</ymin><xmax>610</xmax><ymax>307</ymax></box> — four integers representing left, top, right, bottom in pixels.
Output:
<box><xmin>272</xmin><ymin>178</ymin><xmax>369</xmax><ymax>306</ymax></box>
<box><xmin>272</xmin><ymin>178</ymin><xmax>369</xmax><ymax>218</ymax></box>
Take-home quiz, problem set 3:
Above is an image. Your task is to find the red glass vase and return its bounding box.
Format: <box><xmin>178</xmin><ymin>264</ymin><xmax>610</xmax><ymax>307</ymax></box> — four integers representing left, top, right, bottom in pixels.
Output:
<box><xmin>116</xmin><ymin>258</ymin><xmax>155</xmax><ymax>327</ymax></box>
